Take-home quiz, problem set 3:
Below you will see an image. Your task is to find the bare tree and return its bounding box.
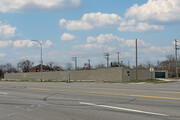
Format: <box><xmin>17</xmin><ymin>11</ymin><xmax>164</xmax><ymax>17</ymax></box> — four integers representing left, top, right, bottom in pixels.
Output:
<box><xmin>0</xmin><ymin>63</ymin><xmax>18</xmax><ymax>78</ymax></box>
<box><xmin>0</xmin><ymin>63</ymin><xmax>18</xmax><ymax>73</ymax></box>
<box><xmin>95</xmin><ymin>63</ymin><xmax>105</xmax><ymax>69</ymax></box>
<box><xmin>17</xmin><ymin>60</ymin><xmax>34</xmax><ymax>72</ymax></box>
<box><xmin>46</xmin><ymin>62</ymin><xmax>56</xmax><ymax>69</ymax></box>
<box><xmin>46</xmin><ymin>62</ymin><xmax>63</xmax><ymax>71</ymax></box>
<box><xmin>0</xmin><ymin>69</ymin><xmax>4</xmax><ymax>79</ymax></box>
<box><xmin>155</xmin><ymin>55</ymin><xmax>180</xmax><ymax>77</ymax></box>
<box><xmin>65</xmin><ymin>62</ymin><xmax>73</xmax><ymax>70</ymax></box>
<box><xmin>80</xmin><ymin>62</ymin><xmax>92</xmax><ymax>70</ymax></box>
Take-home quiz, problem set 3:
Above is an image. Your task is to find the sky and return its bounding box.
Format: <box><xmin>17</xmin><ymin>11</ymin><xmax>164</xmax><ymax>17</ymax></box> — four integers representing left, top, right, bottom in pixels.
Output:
<box><xmin>0</xmin><ymin>0</ymin><xmax>180</xmax><ymax>68</ymax></box>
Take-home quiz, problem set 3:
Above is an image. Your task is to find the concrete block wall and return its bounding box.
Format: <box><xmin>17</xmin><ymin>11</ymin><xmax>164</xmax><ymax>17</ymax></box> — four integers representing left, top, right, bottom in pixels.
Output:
<box><xmin>122</xmin><ymin>69</ymin><xmax>168</xmax><ymax>81</ymax></box>
<box><xmin>4</xmin><ymin>69</ymin><xmax>123</xmax><ymax>82</ymax></box>
<box><xmin>4</xmin><ymin>68</ymin><xmax>167</xmax><ymax>82</ymax></box>
<box><xmin>122</xmin><ymin>69</ymin><xmax>151</xmax><ymax>81</ymax></box>
<box><xmin>4</xmin><ymin>71</ymin><xmax>69</xmax><ymax>82</ymax></box>
<box><xmin>70</xmin><ymin>69</ymin><xmax>123</xmax><ymax>82</ymax></box>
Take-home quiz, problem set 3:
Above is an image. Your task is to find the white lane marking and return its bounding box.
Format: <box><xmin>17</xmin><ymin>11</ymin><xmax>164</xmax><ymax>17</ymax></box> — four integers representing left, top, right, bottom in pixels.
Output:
<box><xmin>80</xmin><ymin>102</ymin><xmax>168</xmax><ymax>117</ymax></box>
<box><xmin>0</xmin><ymin>92</ymin><xmax>8</xmax><ymax>95</ymax></box>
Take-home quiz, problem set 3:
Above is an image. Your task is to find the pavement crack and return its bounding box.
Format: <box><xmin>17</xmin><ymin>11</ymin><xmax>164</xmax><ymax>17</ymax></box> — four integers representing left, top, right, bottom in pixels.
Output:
<box><xmin>43</xmin><ymin>93</ymin><xmax>59</xmax><ymax>101</ymax></box>
<box><xmin>0</xmin><ymin>113</ymin><xmax>15</xmax><ymax>119</ymax></box>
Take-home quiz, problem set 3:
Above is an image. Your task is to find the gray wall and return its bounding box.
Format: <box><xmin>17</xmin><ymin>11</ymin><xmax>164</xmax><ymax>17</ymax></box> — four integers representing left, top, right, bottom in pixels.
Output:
<box><xmin>123</xmin><ymin>69</ymin><xmax>152</xmax><ymax>81</ymax></box>
<box><xmin>71</xmin><ymin>69</ymin><xmax>122</xmax><ymax>82</ymax></box>
<box><xmin>4</xmin><ymin>68</ymin><xmax>168</xmax><ymax>82</ymax></box>
<box><xmin>4</xmin><ymin>71</ymin><xmax>68</xmax><ymax>82</ymax></box>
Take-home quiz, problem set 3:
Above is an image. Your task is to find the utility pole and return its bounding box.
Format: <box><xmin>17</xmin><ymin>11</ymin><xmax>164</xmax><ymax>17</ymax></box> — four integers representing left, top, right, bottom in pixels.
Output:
<box><xmin>128</xmin><ymin>61</ymin><xmax>130</xmax><ymax>68</ymax></box>
<box><xmin>136</xmin><ymin>39</ymin><xmax>138</xmax><ymax>81</ymax></box>
<box><xmin>117</xmin><ymin>52</ymin><xmax>120</xmax><ymax>67</ymax></box>
<box><xmin>72</xmin><ymin>57</ymin><xmax>77</xmax><ymax>70</ymax></box>
<box><xmin>104</xmin><ymin>53</ymin><xmax>110</xmax><ymax>67</ymax></box>
<box><xmin>121</xmin><ymin>61</ymin><xmax>123</xmax><ymax>67</ymax></box>
<box><xmin>88</xmin><ymin>59</ymin><xmax>91</xmax><ymax>69</ymax></box>
<box><xmin>175</xmin><ymin>40</ymin><xmax>179</xmax><ymax>78</ymax></box>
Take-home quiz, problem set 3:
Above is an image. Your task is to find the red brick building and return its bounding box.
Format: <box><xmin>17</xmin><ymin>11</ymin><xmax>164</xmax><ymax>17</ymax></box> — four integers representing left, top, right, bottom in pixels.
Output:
<box><xmin>29</xmin><ymin>64</ymin><xmax>53</xmax><ymax>72</ymax></box>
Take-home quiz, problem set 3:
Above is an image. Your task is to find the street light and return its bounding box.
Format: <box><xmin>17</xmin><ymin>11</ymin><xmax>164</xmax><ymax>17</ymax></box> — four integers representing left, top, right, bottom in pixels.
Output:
<box><xmin>31</xmin><ymin>40</ymin><xmax>43</xmax><ymax>82</ymax></box>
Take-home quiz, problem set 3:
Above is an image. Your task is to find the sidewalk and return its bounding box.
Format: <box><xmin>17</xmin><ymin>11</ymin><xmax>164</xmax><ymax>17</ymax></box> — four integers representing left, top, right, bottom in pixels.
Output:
<box><xmin>156</xmin><ymin>78</ymin><xmax>180</xmax><ymax>82</ymax></box>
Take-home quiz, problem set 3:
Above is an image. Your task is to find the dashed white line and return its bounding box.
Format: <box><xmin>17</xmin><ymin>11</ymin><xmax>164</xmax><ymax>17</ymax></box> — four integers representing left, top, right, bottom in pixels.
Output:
<box><xmin>0</xmin><ymin>92</ymin><xmax>8</xmax><ymax>95</ymax></box>
<box><xmin>80</xmin><ymin>102</ymin><xmax>168</xmax><ymax>117</ymax></box>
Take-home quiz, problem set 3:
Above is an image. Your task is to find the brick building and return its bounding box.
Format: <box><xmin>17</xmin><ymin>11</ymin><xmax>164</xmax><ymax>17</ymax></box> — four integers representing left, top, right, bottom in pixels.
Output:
<box><xmin>29</xmin><ymin>64</ymin><xmax>53</xmax><ymax>72</ymax></box>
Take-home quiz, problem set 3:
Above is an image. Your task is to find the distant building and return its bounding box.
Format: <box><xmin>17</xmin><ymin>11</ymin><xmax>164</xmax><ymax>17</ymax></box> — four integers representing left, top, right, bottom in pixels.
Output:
<box><xmin>29</xmin><ymin>64</ymin><xmax>53</xmax><ymax>72</ymax></box>
<box><xmin>53</xmin><ymin>66</ymin><xmax>63</xmax><ymax>71</ymax></box>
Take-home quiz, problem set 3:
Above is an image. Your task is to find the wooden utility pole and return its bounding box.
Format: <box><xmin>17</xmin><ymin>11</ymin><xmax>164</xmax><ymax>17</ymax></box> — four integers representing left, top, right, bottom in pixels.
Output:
<box><xmin>136</xmin><ymin>39</ymin><xmax>138</xmax><ymax>81</ymax></box>
<box><xmin>175</xmin><ymin>40</ymin><xmax>179</xmax><ymax>78</ymax></box>
<box><xmin>88</xmin><ymin>59</ymin><xmax>91</xmax><ymax>69</ymax></box>
<box><xmin>117</xmin><ymin>52</ymin><xmax>120</xmax><ymax>66</ymax></box>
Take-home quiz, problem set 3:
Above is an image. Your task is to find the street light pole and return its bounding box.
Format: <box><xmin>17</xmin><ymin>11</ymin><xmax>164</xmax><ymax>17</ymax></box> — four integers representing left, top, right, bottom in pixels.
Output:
<box><xmin>72</xmin><ymin>57</ymin><xmax>77</xmax><ymax>70</ymax></box>
<box><xmin>31</xmin><ymin>40</ymin><xmax>43</xmax><ymax>82</ymax></box>
<box><xmin>136</xmin><ymin>39</ymin><xmax>138</xmax><ymax>81</ymax></box>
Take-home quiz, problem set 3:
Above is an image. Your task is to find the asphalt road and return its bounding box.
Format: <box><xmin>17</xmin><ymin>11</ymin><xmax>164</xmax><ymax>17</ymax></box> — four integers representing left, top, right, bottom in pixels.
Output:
<box><xmin>0</xmin><ymin>81</ymin><xmax>180</xmax><ymax>120</ymax></box>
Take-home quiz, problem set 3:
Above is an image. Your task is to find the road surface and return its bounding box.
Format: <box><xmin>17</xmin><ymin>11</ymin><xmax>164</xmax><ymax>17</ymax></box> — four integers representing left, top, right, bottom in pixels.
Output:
<box><xmin>0</xmin><ymin>81</ymin><xmax>180</xmax><ymax>120</ymax></box>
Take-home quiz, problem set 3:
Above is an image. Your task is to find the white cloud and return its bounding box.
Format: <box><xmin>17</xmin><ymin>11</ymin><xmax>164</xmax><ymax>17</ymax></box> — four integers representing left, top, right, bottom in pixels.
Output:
<box><xmin>73</xmin><ymin>44</ymin><xmax>117</xmax><ymax>53</ymax></box>
<box><xmin>18</xmin><ymin>55</ymin><xmax>40</xmax><ymax>61</ymax></box>
<box><xmin>72</xmin><ymin>34</ymin><xmax>124</xmax><ymax>53</ymax></box>
<box><xmin>87</xmin><ymin>34</ymin><xmax>124</xmax><ymax>44</ymax></box>
<box><xmin>121</xmin><ymin>52</ymin><xmax>134</xmax><ymax>58</ymax></box>
<box><xmin>61</xmin><ymin>33</ymin><xmax>75</xmax><ymax>41</ymax></box>
<box><xmin>74</xmin><ymin>34</ymin><xmax>173</xmax><ymax>58</ymax></box>
<box><xmin>0</xmin><ymin>40</ymin><xmax>13</xmax><ymax>48</ymax></box>
<box><xmin>0</xmin><ymin>0</ymin><xmax>82</xmax><ymax>13</ymax></box>
<box><xmin>120</xmin><ymin>19</ymin><xmax>136</xmax><ymax>26</ymax></box>
<box><xmin>123</xmin><ymin>39</ymin><xmax>136</xmax><ymax>47</ymax></box>
<box><xmin>107</xmin><ymin>47</ymin><xmax>117</xmax><ymax>52</ymax></box>
<box><xmin>13</xmin><ymin>40</ymin><xmax>53</xmax><ymax>48</ymax></box>
<box><xmin>119</xmin><ymin>21</ymin><xmax>164</xmax><ymax>32</ymax></box>
<box><xmin>144</xmin><ymin>46</ymin><xmax>173</xmax><ymax>54</ymax></box>
<box><xmin>125</xmin><ymin>0</ymin><xmax>180</xmax><ymax>23</ymax></box>
<box><xmin>46</xmin><ymin>34</ymin><xmax>174</xmax><ymax>67</ymax></box>
<box><xmin>60</xmin><ymin>12</ymin><xmax>165</xmax><ymax>32</ymax></box>
<box><xmin>44</xmin><ymin>40</ymin><xmax>53</xmax><ymax>48</ymax></box>
<box><xmin>120</xmin><ymin>39</ymin><xmax>151</xmax><ymax>49</ymax></box>
<box><xmin>13</xmin><ymin>40</ymin><xmax>34</xmax><ymax>48</ymax></box>
<box><xmin>0</xmin><ymin>53</ymin><xmax>6</xmax><ymax>58</ymax></box>
<box><xmin>0</xmin><ymin>22</ymin><xmax>16</xmax><ymax>39</ymax></box>
<box><xmin>73</xmin><ymin>44</ymin><xmax>103</xmax><ymax>50</ymax></box>
<box><xmin>59</xmin><ymin>12</ymin><xmax>122</xmax><ymax>30</ymax></box>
